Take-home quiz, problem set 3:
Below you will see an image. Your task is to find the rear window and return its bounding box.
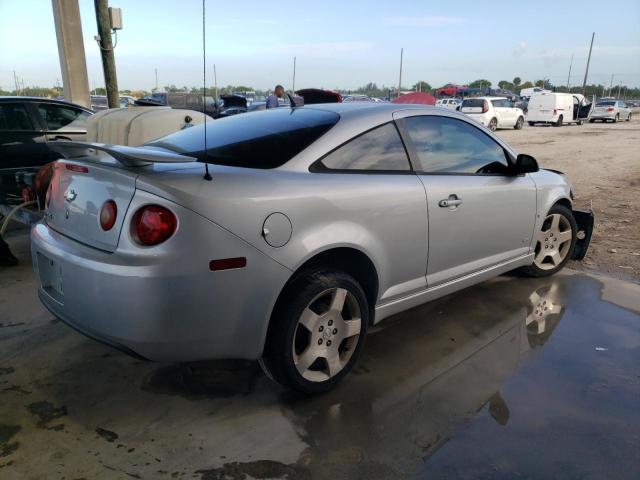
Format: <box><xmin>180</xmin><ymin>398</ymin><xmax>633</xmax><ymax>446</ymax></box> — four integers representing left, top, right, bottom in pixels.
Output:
<box><xmin>462</xmin><ymin>99</ymin><xmax>485</xmax><ymax>108</ymax></box>
<box><xmin>596</xmin><ymin>101</ymin><xmax>615</xmax><ymax>106</ymax></box>
<box><xmin>149</xmin><ymin>108</ymin><xmax>339</xmax><ymax>169</ymax></box>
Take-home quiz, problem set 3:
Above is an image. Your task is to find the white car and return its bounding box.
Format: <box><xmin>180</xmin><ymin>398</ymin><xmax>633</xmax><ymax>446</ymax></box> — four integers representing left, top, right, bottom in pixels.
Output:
<box><xmin>460</xmin><ymin>97</ymin><xmax>525</xmax><ymax>131</ymax></box>
<box><xmin>435</xmin><ymin>98</ymin><xmax>462</xmax><ymax>110</ymax></box>
<box><xmin>589</xmin><ymin>100</ymin><xmax>632</xmax><ymax>123</ymax></box>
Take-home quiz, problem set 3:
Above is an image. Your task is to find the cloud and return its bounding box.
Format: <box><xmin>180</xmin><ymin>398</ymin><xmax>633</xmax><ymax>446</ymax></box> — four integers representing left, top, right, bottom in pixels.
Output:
<box><xmin>386</xmin><ymin>16</ymin><xmax>467</xmax><ymax>27</ymax></box>
<box><xmin>271</xmin><ymin>41</ymin><xmax>375</xmax><ymax>57</ymax></box>
<box><xmin>512</xmin><ymin>41</ymin><xmax>528</xmax><ymax>58</ymax></box>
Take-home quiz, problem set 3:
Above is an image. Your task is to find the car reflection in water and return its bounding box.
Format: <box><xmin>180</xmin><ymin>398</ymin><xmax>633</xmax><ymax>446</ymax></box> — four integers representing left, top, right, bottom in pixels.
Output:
<box><xmin>281</xmin><ymin>276</ymin><xmax>567</xmax><ymax>478</ymax></box>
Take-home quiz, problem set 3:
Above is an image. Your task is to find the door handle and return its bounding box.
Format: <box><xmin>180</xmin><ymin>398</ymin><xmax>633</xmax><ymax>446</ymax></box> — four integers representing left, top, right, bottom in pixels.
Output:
<box><xmin>439</xmin><ymin>195</ymin><xmax>463</xmax><ymax>208</ymax></box>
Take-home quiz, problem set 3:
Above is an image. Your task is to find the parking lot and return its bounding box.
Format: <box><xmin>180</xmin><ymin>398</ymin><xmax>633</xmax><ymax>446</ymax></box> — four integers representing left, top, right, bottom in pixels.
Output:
<box><xmin>1</xmin><ymin>118</ymin><xmax>640</xmax><ymax>479</ymax></box>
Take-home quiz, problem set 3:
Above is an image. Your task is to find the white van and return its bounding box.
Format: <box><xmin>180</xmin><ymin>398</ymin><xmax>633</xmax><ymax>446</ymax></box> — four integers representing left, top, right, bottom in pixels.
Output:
<box><xmin>527</xmin><ymin>92</ymin><xmax>592</xmax><ymax>126</ymax></box>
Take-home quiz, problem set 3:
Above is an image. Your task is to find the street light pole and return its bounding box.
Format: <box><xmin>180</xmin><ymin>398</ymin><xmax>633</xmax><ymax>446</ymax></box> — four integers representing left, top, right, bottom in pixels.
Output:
<box><xmin>292</xmin><ymin>56</ymin><xmax>296</xmax><ymax>92</ymax></box>
<box><xmin>397</xmin><ymin>47</ymin><xmax>403</xmax><ymax>99</ymax></box>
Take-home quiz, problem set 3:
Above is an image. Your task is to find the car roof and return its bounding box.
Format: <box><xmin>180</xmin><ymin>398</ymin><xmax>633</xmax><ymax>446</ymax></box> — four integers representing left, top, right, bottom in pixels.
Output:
<box><xmin>0</xmin><ymin>96</ymin><xmax>93</xmax><ymax>112</ymax></box>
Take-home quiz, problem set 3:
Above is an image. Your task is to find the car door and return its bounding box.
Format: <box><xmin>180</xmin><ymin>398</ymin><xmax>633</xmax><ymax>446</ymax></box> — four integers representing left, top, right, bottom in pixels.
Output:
<box><xmin>0</xmin><ymin>102</ymin><xmax>52</xmax><ymax>205</ymax></box>
<box><xmin>396</xmin><ymin>113</ymin><xmax>537</xmax><ymax>287</ymax></box>
<box><xmin>35</xmin><ymin>103</ymin><xmax>90</xmax><ymax>147</ymax></box>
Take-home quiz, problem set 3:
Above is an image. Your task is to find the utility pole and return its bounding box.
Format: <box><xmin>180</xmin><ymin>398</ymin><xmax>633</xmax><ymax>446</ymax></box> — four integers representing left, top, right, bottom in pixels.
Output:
<box><xmin>13</xmin><ymin>70</ymin><xmax>19</xmax><ymax>95</ymax></box>
<box><xmin>94</xmin><ymin>0</ymin><xmax>119</xmax><ymax>108</ymax></box>
<box><xmin>608</xmin><ymin>74</ymin><xmax>614</xmax><ymax>97</ymax></box>
<box><xmin>616</xmin><ymin>83</ymin><xmax>621</xmax><ymax>99</ymax></box>
<box><xmin>154</xmin><ymin>68</ymin><xmax>158</xmax><ymax>92</ymax></box>
<box><xmin>581</xmin><ymin>32</ymin><xmax>595</xmax><ymax>95</ymax></box>
<box><xmin>397</xmin><ymin>47</ymin><xmax>403</xmax><ymax>99</ymax></box>
<box><xmin>292</xmin><ymin>56</ymin><xmax>296</xmax><ymax>92</ymax></box>
<box><xmin>52</xmin><ymin>0</ymin><xmax>91</xmax><ymax>107</ymax></box>
<box><xmin>566</xmin><ymin>53</ymin><xmax>573</xmax><ymax>90</ymax></box>
<box><xmin>213</xmin><ymin>63</ymin><xmax>218</xmax><ymax>101</ymax></box>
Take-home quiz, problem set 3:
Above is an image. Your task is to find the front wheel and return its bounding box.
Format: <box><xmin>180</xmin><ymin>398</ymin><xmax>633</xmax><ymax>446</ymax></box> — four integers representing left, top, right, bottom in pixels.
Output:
<box><xmin>488</xmin><ymin>117</ymin><xmax>498</xmax><ymax>131</ymax></box>
<box><xmin>554</xmin><ymin>115</ymin><xmax>563</xmax><ymax>127</ymax></box>
<box><xmin>520</xmin><ymin>204</ymin><xmax>577</xmax><ymax>277</ymax></box>
<box><xmin>261</xmin><ymin>270</ymin><xmax>369</xmax><ymax>394</ymax></box>
<box><xmin>514</xmin><ymin>116</ymin><xmax>524</xmax><ymax>130</ymax></box>
<box><xmin>627</xmin><ymin>113</ymin><xmax>632</xmax><ymax>122</ymax></box>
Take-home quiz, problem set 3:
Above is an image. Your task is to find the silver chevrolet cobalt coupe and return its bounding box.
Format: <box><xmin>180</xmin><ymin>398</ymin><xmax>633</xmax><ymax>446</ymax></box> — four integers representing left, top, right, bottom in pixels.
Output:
<box><xmin>32</xmin><ymin>104</ymin><xmax>593</xmax><ymax>393</ymax></box>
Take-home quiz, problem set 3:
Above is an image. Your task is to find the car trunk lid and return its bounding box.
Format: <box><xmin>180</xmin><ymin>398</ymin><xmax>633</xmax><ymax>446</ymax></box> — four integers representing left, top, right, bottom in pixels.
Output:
<box><xmin>45</xmin><ymin>142</ymin><xmax>196</xmax><ymax>252</ymax></box>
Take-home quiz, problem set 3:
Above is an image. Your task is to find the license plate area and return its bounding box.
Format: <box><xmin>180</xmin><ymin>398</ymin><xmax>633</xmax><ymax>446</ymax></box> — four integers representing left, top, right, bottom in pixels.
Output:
<box><xmin>37</xmin><ymin>252</ymin><xmax>64</xmax><ymax>302</ymax></box>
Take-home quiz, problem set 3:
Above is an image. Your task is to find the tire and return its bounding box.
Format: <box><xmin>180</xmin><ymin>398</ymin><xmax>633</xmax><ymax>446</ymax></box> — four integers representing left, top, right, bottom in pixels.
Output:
<box><xmin>520</xmin><ymin>204</ymin><xmax>577</xmax><ymax>277</ymax></box>
<box><xmin>613</xmin><ymin>114</ymin><xmax>619</xmax><ymax>123</ymax></box>
<box><xmin>528</xmin><ymin>121</ymin><xmax>535</xmax><ymax>127</ymax></box>
<box><xmin>589</xmin><ymin>119</ymin><xmax>594</xmax><ymax>123</ymax></box>
<box><xmin>627</xmin><ymin>113</ymin><xmax>632</xmax><ymax>122</ymax></box>
<box><xmin>514</xmin><ymin>116</ymin><xmax>524</xmax><ymax>130</ymax></box>
<box><xmin>261</xmin><ymin>269</ymin><xmax>369</xmax><ymax>394</ymax></box>
<box><xmin>488</xmin><ymin>117</ymin><xmax>498</xmax><ymax>131</ymax></box>
<box><xmin>554</xmin><ymin>115</ymin><xmax>563</xmax><ymax>127</ymax></box>
<box><xmin>576</xmin><ymin>120</ymin><xmax>583</xmax><ymax>126</ymax></box>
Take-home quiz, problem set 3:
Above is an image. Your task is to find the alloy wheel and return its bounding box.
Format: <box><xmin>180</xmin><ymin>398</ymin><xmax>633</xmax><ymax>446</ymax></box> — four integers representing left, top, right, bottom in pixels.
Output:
<box><xmin>533</xmin><ymin>213</ymin><xmax>573</xmax><ymax>270</ymax></box>
<box><xmin>489</xmin><ymin>118</ymin><xmax>497</xmax><ymax>131</ymax></box>
<box><xmin>292</xmin><ymin>287</ymin><xmax>362</xmax><ymax>382</ymax></box>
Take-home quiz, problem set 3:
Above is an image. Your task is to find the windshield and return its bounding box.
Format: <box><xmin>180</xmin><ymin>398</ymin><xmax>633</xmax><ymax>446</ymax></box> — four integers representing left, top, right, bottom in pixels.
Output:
<box><xmin>462</xmin><ymin>99</ymin><xmax>485</xmax><ymax>108</ymax></box>
<box><xmin>596</xmin><ymin>101</ymin><xmax>615</xmax><ymax>106</ymax></box>
<box><xmin>148</xmin><ymin>108</ymin><xmax>340</xmax><ymax>169</ymax></box>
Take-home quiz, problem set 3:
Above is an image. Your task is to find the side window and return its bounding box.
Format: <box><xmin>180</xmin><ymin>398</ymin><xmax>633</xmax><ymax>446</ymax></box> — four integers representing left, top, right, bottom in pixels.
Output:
<box><xmin>318</xmin><ymin>123</ymin><xmax>411</xmax><ymax>172</ymax></box>
<box><xmin>37</xmin><ymin>104</ymin><xmax>90</xmax><ymax>131</ymax></box>
<box><xmin>0</xmin><ymin>103</ymin><xmax>34</xmax><ymax>131</ymax></box>
<box><xmin>491</xmin><ymin>99</ymin><xmax>502</xmax><ymax>108</ymax></box>
<box><xmin>402</xmin><ymin>116</ymin><xmax>511</xmax><ymax>175</ymax></box>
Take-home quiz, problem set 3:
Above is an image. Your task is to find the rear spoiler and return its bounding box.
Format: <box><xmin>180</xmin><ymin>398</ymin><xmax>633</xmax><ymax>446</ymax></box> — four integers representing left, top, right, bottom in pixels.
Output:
<box><xmin>49</xmin><ymin>141</ymin><xmax>197</xmax><ymax>167</ymax></box>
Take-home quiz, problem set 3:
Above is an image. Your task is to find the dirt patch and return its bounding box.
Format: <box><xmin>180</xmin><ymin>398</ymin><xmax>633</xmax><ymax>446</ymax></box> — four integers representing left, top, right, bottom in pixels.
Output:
<box><xmin>0</xmin><ymin>424</ymin><xmax>20</xmax><ymax>458</ymax></box>
<box><xmin>26</xmin><ymin>401</ymin><xmax>67</xmax><ymax>428</ymax></box>
<box><xmin>498</xmin><ymin>119</ymin><xmax>640</xmax><ymax>282</ymax></box>
<box><xmin>196</xmin><ymin>460</ymin><xmax>310</xmax><ymax>480</ymax></box>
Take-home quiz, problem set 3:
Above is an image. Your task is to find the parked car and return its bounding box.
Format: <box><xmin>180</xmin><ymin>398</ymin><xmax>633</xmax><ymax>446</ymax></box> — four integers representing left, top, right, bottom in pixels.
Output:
<box><xmin>435</xmin><ymin>98</ymin><xmax>462</xmax><ymax>110</ymax></box>
<box><xmin>343</xmin><ymin>95</ymin><xmax>374</xmax><ymax>102</ymax></box>
<box><xmin>0</xmin><ymin>96</ymin><xmax>92</xmax><ymax>206</ymax></box>
<box><xmin>139</xmin><ymin>92</ymin><xmax>218</xmax><ymax>118</ymax></box>
<box><xmin>589</xmin><ymin>100</ymin><xmax>632</xmax><ymax>123</ymax></box>
<box><xmin>33</xmin><ymin>104</ymin><xmax>593</xmax><ymax>394</ymax></box>
<box><xmin>460</xmin><ymin>97</ymin><xmax>525</xmax><ymax>130</ymax></box>
<box><xmin>91</xmin><ymin>95</ymin><xmax>134</xmax><ymax>111</ymax></box>
<box><xmin>526</xmin><ymin>92</ymin><xmax>591</xmax><ymax>126</ymax></box>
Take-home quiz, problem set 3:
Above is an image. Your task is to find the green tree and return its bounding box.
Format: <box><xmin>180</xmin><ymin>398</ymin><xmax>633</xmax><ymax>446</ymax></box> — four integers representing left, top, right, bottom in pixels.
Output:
<box><xmin>519</xmin><ymin>81</ymin><xmax>534</xmax><ymax>90</ymax></box>
<box><xmin>91</xmin><ymin>87</ymin><xmax>107</xmax><ymax>95</ymax></box>
<box><xmin>413</xmin><ymin>81</ymin><xmax>432</xmax><ymax>92</ymax></box>
<box><xmin>498</xmin><ymin>80</ymin><xmax>514</xmax><ymax>90</ymax></box>
<box><xmin>469</xmin><ymin>79</ymin><xmax>492</xmax><ymax>88</ymax></box>
<box><xmin>513</xmin><ymin>77</ymin><xmax>521</xmax><ymax>86</ymax></box>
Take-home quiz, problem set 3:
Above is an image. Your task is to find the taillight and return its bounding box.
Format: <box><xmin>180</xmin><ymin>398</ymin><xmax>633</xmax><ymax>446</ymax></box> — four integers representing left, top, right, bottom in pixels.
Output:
<box><xmin>132</xmin><ymin>205</ymin><xmax>177</xmax><ymax>246</ymax></box>
<box><xmin>66</xmin><ymin>163</ymin><xmax>89</xmax><ymax>173</ymax></box>
<box><xmin>45</xmin><ymin>184</ymin><xmax>52</xmax><ymax>209</ymax></box>
<box><xmin>482</xmin><ymin>100</ymin><xmax>488</xmax><ymax>113</ymax></box>
<box><xmin>100</xmin><ymin>200</ymin><xmax>117</xmax><ymax>231</ymax></box>
<box><xmin>607</xmin><ymin>107</ymin><xmax>615</xmax><ymax>112</ymax></box>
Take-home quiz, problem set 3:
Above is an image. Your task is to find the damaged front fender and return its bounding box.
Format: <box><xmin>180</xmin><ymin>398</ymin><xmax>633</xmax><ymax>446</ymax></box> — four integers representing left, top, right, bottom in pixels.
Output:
<box><xmin>572</xmin><ymin>209</ymin><xmax>595</xmax><ymax>261</ymax></box>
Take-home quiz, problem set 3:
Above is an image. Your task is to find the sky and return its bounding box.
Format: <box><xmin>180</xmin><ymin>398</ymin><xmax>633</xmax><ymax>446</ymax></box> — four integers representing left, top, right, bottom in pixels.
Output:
<box><xmin>1</xmin><ymin>0</ymin><xmax>639</xmax><ymax>92</ymax></box>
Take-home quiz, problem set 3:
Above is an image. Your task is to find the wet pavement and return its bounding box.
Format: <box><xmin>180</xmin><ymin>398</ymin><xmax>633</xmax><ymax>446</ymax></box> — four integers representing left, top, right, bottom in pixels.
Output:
<box><xmin>1</xmin><ymin>232</ymin><xmax>639</xmax><ymax>479</ymax></box>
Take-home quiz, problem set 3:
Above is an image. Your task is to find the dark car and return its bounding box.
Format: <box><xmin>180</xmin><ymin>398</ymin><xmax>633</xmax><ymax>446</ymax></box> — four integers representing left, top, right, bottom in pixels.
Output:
<box><xmin>0</xmin><ymin>96</ymin><xmax>93</xmax><ymax>206</ymax></box>
<box><xmin>139</xmin><ymin>92</ymin><xmax>218</xmax><ymax>117</ymax></box>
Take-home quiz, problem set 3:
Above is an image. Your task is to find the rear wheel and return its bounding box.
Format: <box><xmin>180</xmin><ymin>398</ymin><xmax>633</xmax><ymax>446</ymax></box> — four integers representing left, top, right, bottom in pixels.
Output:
<box><xmin>528</xmin><ymin>121</ymin><xmax>535</xmax><ymax>127</ymax></box>
<box><xmin>589</xmin><ymin>119</ymin><xmax>594</xmax><ymax>123</ymax></box>
<box><xmin>613</xmin><ymin>114</ymin><xmax>619</xmax><ymax>123</ymax></box>
<box><xmin>554</xmin><ymin>115</ymin><xmax>563</xmax><ymax>127</ymax></box>
<box><xmin>261</xmin><ymin>270</ymin><xmax>369</xmax><ymax>394</ymax></box>
<box><xmin>488</xmin><ymin>117</ymin><xmax>498</xmax><ymax>131</ymax></box>
<box><xmin>627</xmin><ymin>113</ymin><xmax>632</xmax><ymax>122</ymax></box>
<box><xmin>577</xmin><ymin>120</ymin><xmax>583</xmax><ymax>126</ymax></box>
<box><xmin>514</xmin><ymin>116</ymin><xmax>524</xmax><ymax>130</ymax></box>
<box><xmin>520</xmin><ymin>204</ymin><xmax>577</xmax><ymax>277</ymax></box>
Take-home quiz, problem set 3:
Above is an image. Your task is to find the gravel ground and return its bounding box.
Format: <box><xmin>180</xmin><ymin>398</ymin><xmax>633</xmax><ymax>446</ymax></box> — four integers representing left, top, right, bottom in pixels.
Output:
<box><xmin>497</xmin><ymin>113</ymin><xmax>640</xmax><ymax>283</ymax></box>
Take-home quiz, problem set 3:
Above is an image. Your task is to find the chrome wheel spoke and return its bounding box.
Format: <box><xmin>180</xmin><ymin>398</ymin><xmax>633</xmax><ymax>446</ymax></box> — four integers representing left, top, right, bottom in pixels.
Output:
<box><xmin>557</xmin><ymin>230</ymin><xmax>572</xmax><ymax>244</ymax></box>
<box><xmin>550</xmin><ymin>214</ymin><xmax>561</xmax><ymax>232</ymax></box>
<box><xmin>298</xmin><ymin>307</ymin><xmax>320</xmax><ymax>332</ymax></box>
<box><xmin>329</xmin><ymin>288</ymin><xmax>348</xmax><ymax>314</ymax></box>
<box><xmin>341</xmin><ymin>317</ymin><xmax>361</xmax><ymax>339</ymax></box>
<box><xmin>550</xmin><ymin>251</ymin><xmax>562</xmax><ymax>266</ymax></box>
<box><xmin>326</xmin><ymin>353</ymin><xmax>343</xmax><ymax>377</ymax></box>
<box><xmin>535</xmin><ymin>249</ymin><xmax>548</xmax><ymax>264</ymax></box>
<box><xmin>295</xmin><ymin>347</ymin><xmax>317</xmax><ymax>374</ymax></box>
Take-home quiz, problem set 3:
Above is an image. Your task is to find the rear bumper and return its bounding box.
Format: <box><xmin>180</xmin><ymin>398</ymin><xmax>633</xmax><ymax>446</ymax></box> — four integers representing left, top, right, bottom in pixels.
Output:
<box><xmin>30</xmin><ymin>196</ymin><xmax>291</xmax><ymax>362</ymax></box>
<box><xmin>590</xmin><ymin>112</ymin><xmax>616</xmax><ymax>120</ymax></box>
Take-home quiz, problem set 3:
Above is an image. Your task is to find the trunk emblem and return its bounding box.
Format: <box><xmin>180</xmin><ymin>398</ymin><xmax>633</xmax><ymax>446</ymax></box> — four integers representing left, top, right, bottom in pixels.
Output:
<box><xmin>65</xmin><ymin>189</ymin><xmax>77</xmax><ymax>203</ymax></box>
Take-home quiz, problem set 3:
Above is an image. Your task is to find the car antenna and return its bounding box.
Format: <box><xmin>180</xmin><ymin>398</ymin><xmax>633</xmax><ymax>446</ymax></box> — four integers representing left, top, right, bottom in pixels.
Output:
<box><xmin>201</xmin><ymin>0</ymin><xmax>212</xmax><ymax>181</ymax></box>
<box><xmin>286</xmin><ymin>92</ymin><xmax>297</xmax><ymax>108</ymax></box>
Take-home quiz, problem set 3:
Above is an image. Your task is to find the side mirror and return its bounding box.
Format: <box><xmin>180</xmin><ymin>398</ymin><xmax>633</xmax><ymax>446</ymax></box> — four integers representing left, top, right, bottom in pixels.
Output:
<box><xmin>514</xmin><ymin>153</ymin><xmax>539</xmax><ymax>174</ymax></box>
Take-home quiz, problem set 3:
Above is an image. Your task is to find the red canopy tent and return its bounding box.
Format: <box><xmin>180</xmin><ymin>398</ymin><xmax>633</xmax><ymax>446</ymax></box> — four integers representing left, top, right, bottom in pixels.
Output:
<box><xmin>391</xmin><ymin>91</ymin><xmax>436</xmax><ymax>105</ymax></box>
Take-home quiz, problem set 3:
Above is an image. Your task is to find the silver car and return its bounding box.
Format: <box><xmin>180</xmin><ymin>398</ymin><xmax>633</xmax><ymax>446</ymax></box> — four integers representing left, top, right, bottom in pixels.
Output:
<box><xmin>31</xmin><ymin>104</ymin><xmax>593</xmax><ymax>393</ymax></box>
<box><xmin>589</xmin><ymin>99</ymin><xmax>632</xmax><ymax>122</ymax></box>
